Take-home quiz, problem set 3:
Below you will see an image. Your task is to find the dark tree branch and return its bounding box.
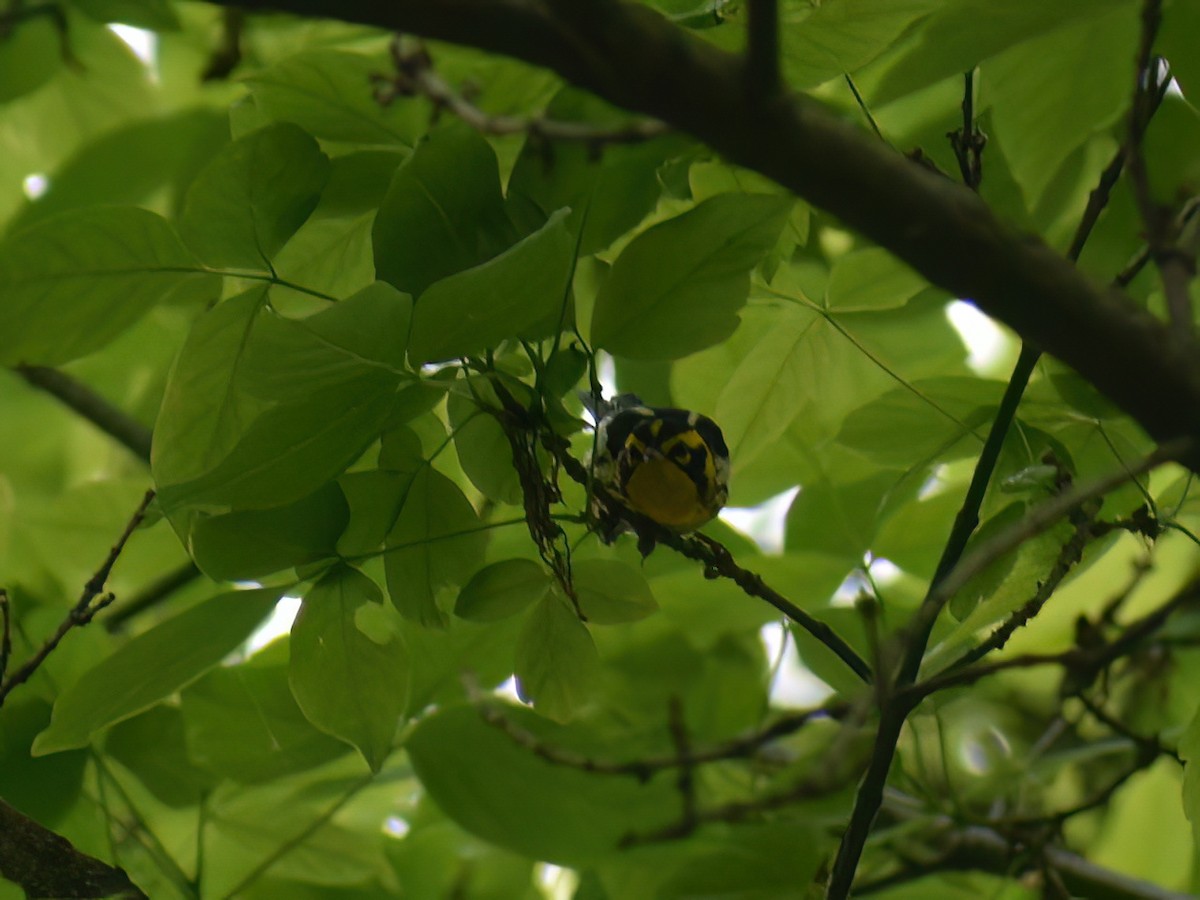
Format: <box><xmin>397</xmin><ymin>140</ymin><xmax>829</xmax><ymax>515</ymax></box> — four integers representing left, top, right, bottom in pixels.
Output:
<box><xmin>0</xmin><ymin>490</ymin><xmax>155</xmax><ymax>708</ymax></box>
<box><xmin>201</xmin><ymin>0</ymin><xmax>1200</xmax><ymax>470</ymax></box>
<box><xmin>15</xmin><ymin>365</ymin><xmax>153</xmax><ymax>463</ymax></box>
<box><xmin>0</xmin><ymin>798</ymin><xmax>146</xmax><ymax>899</ymax></box>
<box><xmin>745</xmin><ymin>0</ymin><xmax>779</xmax><ymax>98</ymax></box>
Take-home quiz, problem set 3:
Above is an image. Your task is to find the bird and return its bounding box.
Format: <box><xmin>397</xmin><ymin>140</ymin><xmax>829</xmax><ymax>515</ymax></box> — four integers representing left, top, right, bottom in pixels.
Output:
<box><xmin>586</xmin><ymin>393</ymin><xmax>729</xmax><ymax>541</ymax></box>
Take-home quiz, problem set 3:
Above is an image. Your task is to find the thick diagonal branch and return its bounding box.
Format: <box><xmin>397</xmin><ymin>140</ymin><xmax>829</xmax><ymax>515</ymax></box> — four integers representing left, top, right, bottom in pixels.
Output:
<box><xmin>204</xmin><ymin>0</ymin><xmax>1200</xmax><ymax>468</ymax></box>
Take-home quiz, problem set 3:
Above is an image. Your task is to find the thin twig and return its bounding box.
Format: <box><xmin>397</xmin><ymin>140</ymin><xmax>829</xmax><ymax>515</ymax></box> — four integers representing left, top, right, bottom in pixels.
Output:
<box><xmin>0</xmin><ymin>490</ymin><xmax>155</xmax><ymax>708</ymax></box>
<box><xmin>375</xmin><ymin>37</ymin><xmax>669</xmax><ymax>146</ymax></box>
<box><xmin>1124</xmin><ymin>0</ymin><xmax>1193</xmax><ymax>334</ymax></box>
<box><xmin>948</xmin><ymin>70</ymin><xmax>984</xmax><ymax>189</ymax></box>
<box><xmin>470</xmin><ymin>683</ymin><xmax>850</xmax><ymax>779</ymax></box>
<box><xmin>0</xmin><ymin>590</ymin><xmax>11</xmax><ymax>684</ymax></box>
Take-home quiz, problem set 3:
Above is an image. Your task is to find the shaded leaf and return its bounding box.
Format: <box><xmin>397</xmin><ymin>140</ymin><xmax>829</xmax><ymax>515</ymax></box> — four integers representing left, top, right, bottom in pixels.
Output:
<box><xmin>408</xmin><ymin>208</ymin><xmax>573</xmax><ymax>364</ymax></box>
<box><xmin>33</xmin><ymin>588</ymin><xmax>281</xmax><ymax>755</ymax></box>
<box><xmin>455</xmin><ymin>558</ymin><xmax>550</xmax><ymax>622</ymax></box>
<box><xmin>290</xmin><ymin>567</ymin><xmax>409</xmax><ymax>771</ymax></box>
<box><xmin>514</xmin><ymin>592</ymin><xmax>600</xmax><ymax>722</ymax></box>
<box><xmin>573</xmin><ymin>559</ymin><xmax>657</xmax><ymax>625</ymax></box>
<box><xmin>590</xmin><ymin>193</ymin><xmax>792</xmax><ymax>359</ymax></box>
<box><xmin>179</xmin><ymin>122</ymin><xmax>330</xmax><ymax>269</ymax></box>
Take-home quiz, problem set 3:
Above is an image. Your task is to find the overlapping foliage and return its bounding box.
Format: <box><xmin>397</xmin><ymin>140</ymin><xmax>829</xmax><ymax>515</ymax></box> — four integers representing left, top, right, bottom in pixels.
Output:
<box><xmin>1</xmin><ymin>1</ymin><xmax>1199</xmax><ymax>898</ymax></box>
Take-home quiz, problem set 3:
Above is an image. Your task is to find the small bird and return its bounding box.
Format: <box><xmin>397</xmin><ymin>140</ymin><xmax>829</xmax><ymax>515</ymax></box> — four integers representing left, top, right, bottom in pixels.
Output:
<box><xmin>587</xmin><ymin>394</ymin><xmax>729</xmax><ymax>539</ymax></box>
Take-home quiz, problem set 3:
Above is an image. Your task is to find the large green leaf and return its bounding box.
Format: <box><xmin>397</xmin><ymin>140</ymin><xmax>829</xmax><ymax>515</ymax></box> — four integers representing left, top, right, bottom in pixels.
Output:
<box><xmin>272</xmin><ymin>150</ymin><xmax>404</xmax><ymax>298</ymax></box>
<box><xmin>373</xmin><ymin>127</ymin><xmax>517</xmax><ymax>297</ymax></box>
<box><xmin>869</xmin><ymin>0</ymin><xmax>1130</xmax><ymax>104</ymax></box>
<box><xmin>408</xmin><ymin>208</ymin><xmax>573</xmax><ymax>364</ymax></box>
<box><xmin>0</xmin><ymin>16</ymin><xmax>64</xmax><ymax>103</ymax></box>
<box><xmin>33</xmin><ymin>588</ymin><xmax>282</xmax><ymax>755</ymax></box>
<box><xmin>985</xmin><ymin>4</ymin><xmax>1136</xmax><ymax>207</ymax></box>
<box><xmin>447</xmin><ymin>390</ymin><xmax>523</xmax><ymax>505</ymax></box>
<box><xmin>590</xmin><ymin>193</ymin><xmax>792</xmax><ymax>359</ymax></box>
<box><xmin>181</xmin><ymin>644</ymin><xmax>350</xmax><ymax>783</ymax></box>
<box><xmin>455</xmin><ymin>558</ymin><xmax>551</xmax><ymax>623</ymax></box>
<box><xmin>825</xmin><ymin>246</ymin><xmax>931</xmax><ymax>311</ymax></box>
<box><xmin>780</xmin><ymin>0</ymin><xmax>940</xmax><ymax>89</ymax></box>
<box><xmin>189</xmin><ymin>482</ymin><xmax>350</xmax><ymax>580</ymax></box>
<box><xmin>406</xmin><ymin>704</ymin><xmax>677</xmax><ymax>864</ymax></box>
<box><xmin>155</xmin><ymin>282</ymin><xmax>412</xmax><ymax>513</ymax></box>
<box><xmin>573</xmin><ymin>559</ymin><xmax>657</xmax><ymax>625</ymax></box>
<box><xmin>244</xmin><ymin>48</ymin><xmax>425</xmax><ymax>146</ymax></box>
<box><xmin>507</xmin><ymin>87</ymin><xmax>680</xmax><ymax>255</ymax></box>
<box><xmin>384</xmin><ymin>466</ymin><xmax>488</xmax><ymax>627</ymax></box>
<box><xmin>0</xmin><ymin>206</ymin><xmax>216</xmax><ymax>365</ymax></box>
<box><xmin>290</xmin><ymin>567</ymin><xmax>409</xmax><ymax>771</ymax></box>
<box><xmin>72</xmin><ymin>0</ymin><xmax>180</xmax><ymax>30</ymax></box>
<box><xmin>514</xmin><ymin>591</ymin><xmax>600</xmax><ymax>722</ymax></box>
<box><xmin>179</xmin><ymin>123</ymin><xmax>330</xmax><ymax>270</ymax></box>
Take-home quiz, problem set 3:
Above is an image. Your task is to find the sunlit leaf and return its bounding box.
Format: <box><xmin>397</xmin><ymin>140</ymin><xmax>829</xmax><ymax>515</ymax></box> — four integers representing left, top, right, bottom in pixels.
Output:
<box><xmin>514</xmin><ymin>591</ymin><xmax>600</xmax><ymax>722</ymax></box>
<box><xmin>0</xmin><ymin>206</ymin><xmax>216</xmax><ymax>365</ymax></box>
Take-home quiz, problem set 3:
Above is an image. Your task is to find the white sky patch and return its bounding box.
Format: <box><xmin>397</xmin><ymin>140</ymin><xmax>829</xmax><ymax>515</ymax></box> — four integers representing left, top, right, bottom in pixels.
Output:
<box><xmin>246</xmin><ymin>595</ymin><xmax>302</xmax><ymax>653</ymax></box>
<box><xmin>22</xmin><ymin>174</ymin><xmax>48</xmax><ymax>200</ymax></box>
<box><xmin>494</xmin><ymin>674</ymin><xmax>524</xmax><ymax>704</ymax></box>
<box><xmin>108</xmin><ymin>24</ymin><xmax>158</xmax><ymax>71</ymax></box>
<box><xmin>720</xmin><ymin>485</ymin><xmax>799</xmax><ymax>554</ymax></box>
<box><xmin>946</xmin><ymin>300</ymin><xmax>1009</xmax><ymax>373</ymax></box>
<box><xmin>536</xmin><ymin>863</ymin><xmax>578</xmax><ymax>899</ymax></box>
<box><xmin>382</xmin><ymin>816</ymin><xmax>410</xmax><ymax>839</ymax></box>
<box><xmin>761</xmin><ymin>621</ymin><xmax>835</xmax><ymax>707</ymax></box>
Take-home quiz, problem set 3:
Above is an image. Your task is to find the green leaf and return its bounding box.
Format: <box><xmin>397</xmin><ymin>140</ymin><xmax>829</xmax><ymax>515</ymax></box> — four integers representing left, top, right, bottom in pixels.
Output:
<box><xmin>985</xmin><ymin>5</ymin><xmax>1137</xmax><ymax>206</ymax></box>
<box><xmin>780</xmin><ymin>0</ymin><xmax>940</xmax><ymax>89</ymax></box>
<box><xmin>152</xmin><ymin>286</ymin><xmax>272</xmax><ymax>489</ymax></box>
<box><xmin>837</xmin><ymin>377</ymin><xmax>998</xmax><ymax>466</ymax></box>
<box><xmin>373</xmin><ymin>127</ymin><xmax>517</xmax><ymax>297</ymax></box>
<box><xmin>573</xmin><ymin>559</ymin><xmax>657</xmax><ymax>625</ymax></box>
<box><xmin>514</xmin><ymin>592</ymin><xmax>600</xmax><ymax>722</ymax></box>
<box><xmin>155</xmin><ymin>282</ymin><xmax>412</xmax><ymax>513</ymax></box>
<box><xmin>407</xmin><ymin>704</ymin><xmax>676</xmax><ymax>863</ymax></box>
<box><xmin>181</xmin><ymin>644</ymin><xmax>350</xmax><ymax>783</ymax></box>
<box><xmin>1181</xmin><ymin>703</ymin><xmax>1200</xmax><ymax>850</ymax></box>
<box><xmin>289</xmin><ymin>567</ymin><xmax>409</xmax><ymax>771</ymax></box>
<box><xmin>447</xmin><ymin>390</ymin><xmax>523</xmax><ymax>505</ymax></box>
<box><xmin>0</xmin><ymin>206</ymin><xmax>215</xmax><ymax>365</ymax></box>
<box><xmin>105</xmin><ymin>706</ymin><xmax>213</xmax><ymax>807</ymax></box>
<box><xmin>272</xmin><ymin>150</ymin><xmax>404</xmax><ymax>298</ymax></box>
<box><xmin>590</xmin><ymin>193</ymin><xmax>792</xmax><ymax>359</ymax></box>
<box><xmin>336</xmin><ymin>469</ymin><xmax>410</xmax><ymax>557</ymax></box>
<box><xmin>785</xmin><ymin>472</ymin><xmax>903</xmax><ymax>563</ymax></box>
<box><xmin>825</xmin><ymin>246</ymin><xmax>931</xmax><ymax>311</ymax></box>
<box><xmin>507</xmin><ymin>87</ymin><xmax>680</xmax><ymax>255</ymax></box>
<box><xmin>454</xmin><ymin>558</ymin><xmax>551</xmax><ymax>622</ymax></box>
<box><xmin>179</xmin><ymin>123</ymin><xmax>331</xmax><ymax>270</ymax></box>
<box><xmin>408</xmin><ymin>208</ymin><xmax>573</xmax><ymax>364</ymax></box>
<box><xmin>33</xmin><ymin>588</ymin><xmax>281</xmax><ymax>755</ymax></box>
<box><xmin>384</xmin><ymin>466</ymin><xmax>488</xmax><ymax>627</ymax></box>
<box><xmin>245</xmin><ymin>48</ymin><xmax>425</xmax><ymax>146</ymax></box>
<box><xmin>238</xmin><ymin>281</ymin><xmax>412</xmax><ymax>403</ymax></box>
<box><xmin>190</xmin><ymin>482</ymin><xmax>350</xmax><ymax>580</ymax></box>
<box><xmin>0</xmin><ymin>17</ymin><xmax>65</xmax><ymax>103</ymax></box>
<box><xmin>870</xmin><ymin>0</ymin><xmax>1129</xmax><ymax>104</ymax></box>
<box><xmin>157</xmin><ymin>373</ymin><xmax>400</xmax><ymax>512</ymax></box>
